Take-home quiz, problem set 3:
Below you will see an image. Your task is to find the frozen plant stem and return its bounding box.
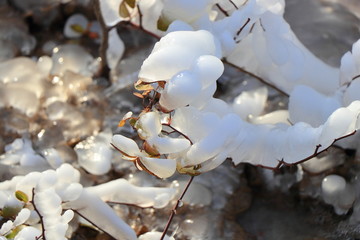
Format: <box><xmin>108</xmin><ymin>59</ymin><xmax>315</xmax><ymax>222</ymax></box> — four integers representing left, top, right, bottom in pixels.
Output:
<box><xmin>160</xmin><ymin>176</ymin><xmax>195</xmax><ymax>240</ymax></box>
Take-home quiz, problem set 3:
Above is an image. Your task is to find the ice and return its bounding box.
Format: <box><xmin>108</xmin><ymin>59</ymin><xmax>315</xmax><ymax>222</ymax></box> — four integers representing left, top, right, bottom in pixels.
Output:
<box><xmin>160</xmin><ymin>70</ymin><xmax>202</xmax><ymax>110</ymax></box>
<box><xmin>35</xmin><ymin>125</ymin><xmax>65</xmax><ymax>149</ymax></box>
<box><xmin>14</xmin><ymin>227</ymin><xmax>42</xmax><ymax>240</ymax></box>
<box><xmin>233</xmin><ymin>87</ymin><xmax>268</xmax><ymax>120</ymax></box>
<box><xmin>139</xmin><ymin>156</ymin><xmax>176</xmax><ymax>179</ymax></box>
<box><xmin>179</xmin><ymin>215</ymin><xmax>210</xmax><ymax>239</ymax></box>
<box><xmin>107</xmin><ymin>28</ymin><xmax>125</xmax><ymax>70</ymax></box>
<box><xmin>289</xmin><ymin>85</ymin><xmax>341</xmax><ymax>127</ymax></box>
<box><xmin>75</xmin><ymin>131</ymin><xmax>113</xmax><ymax>175</ymax></box>
<box><xmin>99</xmin><ymin>0</ymin><xmax>123</xmax><ymax>27</ymax></box>
<box><xmin>46</xmin><ymin>101</ymin><xmax>101</xmax><ymax>142</ymax></box>
<box><xmin>176</xmin><ymin>181</ymin><xmax>212</xmax><ymax>207</ymax></box>
<box><xmin>0</xmin><ymin>87</ymin><xmax>39</xmax><ymax>117</ymax></box>
<box><xmin>41</xmin><ymin>148</ymin><xmax>63</xmax><ymax>169</ymax></box>
<box><xmin>0</xmin><ymin>138</ymin><xmax>47</xmax><ymax>167</ymax></box>
<box><xmin>321</xmin><ymin>174</ymin><xmax>356</xmax><ymax>214</ymax></box>
<box><xmin>50</xmin><ymin>44</ymin><xmax>98</xmax><ymax>77</ymax></box>
<box><xmin>139</xmin><ymin>30</ymin><xmax>219</xmax><ymax>81</ymax></box>
<box><xmin>139</xmin><ymin>232</ymin><xmax>174</xmax><ymax>240</ymax></box>
<box><xmin>87</xmin><ymin>178</ymin><xmax>176</xmax><ymax>208</ymax></box>
<box><xmin>192</xmin><ymin>55</ymin><xmax>224</xmax><ymax>88</ymax></box>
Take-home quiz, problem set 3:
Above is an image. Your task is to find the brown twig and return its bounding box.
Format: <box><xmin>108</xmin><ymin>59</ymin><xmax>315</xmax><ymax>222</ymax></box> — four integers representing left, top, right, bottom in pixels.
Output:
<box><xmin>235</xmin><ymin>17</ymin><xmax>251</xmax><ymax>39</ymax></box>
<box><xmin>352</xmin><ymin>74</ymin><xmax>360</xmax><ymax>81</ymax></box>
<box><xmin>228</xmin><ymin>0</ymin><xmax>238</xmax><ymax>9</ymax></box>
<box><xmin>32</xmin><ymin>188</ymin><xmax>46</xmax><ymax>240</ymax></box>
<box><xmin>72</xmin><ymin>210</ymin><xmax>114</xmax><ymax>238</ymax></box>
<box><xmin>162</xmin><ymin>123</ymin><xmax>193</xmax><ymax>145</ymax></box>
<box><xmin>215</xmin><ymin>3</ymin><xmax>229</xmax><ymax>16</ymax></box>
<box><xmin>160</xmin><ymin>176</ymin><xmax>195</xmax><ymax>240</ymax></box>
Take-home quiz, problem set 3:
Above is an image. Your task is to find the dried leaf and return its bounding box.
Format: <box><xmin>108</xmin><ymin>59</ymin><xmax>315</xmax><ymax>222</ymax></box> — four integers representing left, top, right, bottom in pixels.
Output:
<box><xmin>118</xmin><ymin>119</ymin><xmax>127</xmax><ymax>127</ymax></box>
<box><xmin>134</xmin><ymin>79</ymin><xmax>154</xmax><ymax>91</ymax></box>
<box><xmin>133</xmin><ymin>92</ymin><xmax>144</xmax><ymax>98</ymax></box>
<box><xmin>124</xmin><ymin>0</ymin><xmax>136</xmax><ymax>8</ymax></box>
<box><xmin>119</xmin><ymin>1</ymin><xmax>130</xmax><ymax>18</ymax></box>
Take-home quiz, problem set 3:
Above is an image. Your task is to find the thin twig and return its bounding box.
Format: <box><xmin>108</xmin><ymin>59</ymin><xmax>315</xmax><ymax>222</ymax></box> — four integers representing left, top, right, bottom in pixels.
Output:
<box><xmin>223</xmin><ymin>59</ymin><xmax>289</xmax><ymax>97</ymax></box>
<box><xmin>352</xmin><ymin>74</ymin><xmax>360</xmax><ymax>81</ymax></box>
<box><xmin>215</xmin><ymin>3</ymin><xmax>229</xmax><ymax>16</ymax></box>
<box><xmin>160</xmin><ymin>176</ymin><xmax>195</xmax><ymax>240</ymax></box>
<box><xmin>93</xmin><ymin>0</ymin><xmax>110</xmax><ymax>80</ymax></box>
<box><xmin>162</xmin><ymin>123</ymin><xmax>193</xmax><ymax>145</ymax></box>
<box><xmin>107</xmin><ymin>201</ymin><xmax>154</xmax><ymax>209</ymax></box>
<box><xmin>228</xmin><ymin>0</ymin><xmax>238</xmax><ymax>9</ymax></box>
<box><xmin>32</xmin><ymin>188</ymin><xmax>46</xmax><ymax>240</ymax></box>
<box><xmin>235</xmin><ymin>18</ymin><xmax>251</xmax><ymax>38</ymax></box>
